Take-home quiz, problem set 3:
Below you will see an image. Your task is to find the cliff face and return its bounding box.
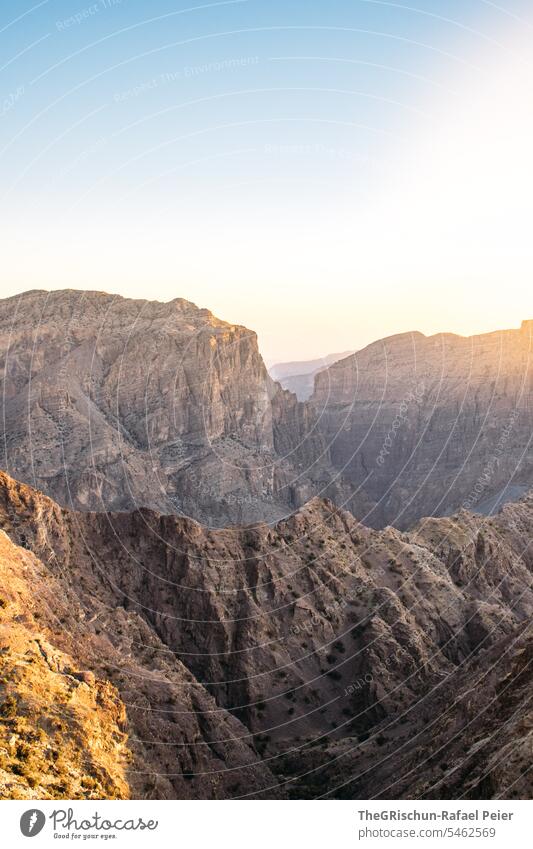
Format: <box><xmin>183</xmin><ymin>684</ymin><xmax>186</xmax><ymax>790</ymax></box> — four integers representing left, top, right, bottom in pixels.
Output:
<box><xmin>0</xmin><ymin>471</ymin><xmax>531</xmax><ymax>799</ymax></box>
<box><xmin>311</xmin><ymin>323</ymin><xmax>533</xmax><ymax>528</ymax></box>
<box><xmin>0</xmin><ymin>289</ymin><xmax>365</xmax><ymax>528</ymax></box>
<box><xmin>2</xmin><ymin>289</ymin><xmax>533</xmax><ymax>533</ymax></box>
<box><xmin>1</xmin><ymin>291</ymin><xmax>533</xmax><ymax>799</ymax></box>
<box><xmin>0</xmin><ymin>475</ymin><xmax>282</xmax><ymax>800</ymax></box>
<box><xmin>0</xmin><ymin>289</ymin><xmax>287</xmax><ymax>526</ymax></box>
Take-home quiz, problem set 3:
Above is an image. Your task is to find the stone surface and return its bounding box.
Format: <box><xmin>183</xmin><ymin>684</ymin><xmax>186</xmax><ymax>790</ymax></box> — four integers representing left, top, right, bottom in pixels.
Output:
<box><xmin>311</xmin><ymin>323</ymin><xmax>533</xmax><ymax>527</ymax></box>
<box><xmin>0</xmin><ymin>470</ymin><xmax>531</xmax><ymax>799</ymax></box>
<box><xmin>0</xmin><ymin>476</ymin><xmax>283</xmax><ymax>801</ymax></box>
<box><xmin>0</xmin><ymin>289</ymin><xmax>338</xmax><ymax>527</ymax></box>
<box><xmin>1</xmin><ymin>289</ymin><xmax>533</xmax><ymax>800</ymax></box>
<box><xmin>5</xmin><ymin>290</ymin><xmax>531</xmax><ymax>533</ymax></box>
<box><xmin>0</xmin><ymin>531</ymin><xmax>130</xmax><ymax>800</ymax></box>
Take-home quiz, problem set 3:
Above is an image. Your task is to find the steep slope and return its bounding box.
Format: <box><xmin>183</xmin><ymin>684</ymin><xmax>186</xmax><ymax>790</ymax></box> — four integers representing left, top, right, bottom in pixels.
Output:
<box><xmin>0</xmin><ymin>471</ymin><xmax>532</xmax><ymax>799</ymax></box>
<box><xmin>1</xmin><ymin>289</ymin><xmax>348</xmax><ymax>527</ymax></box>
<box><xmin>277</xmin><ymin>623</ymin><xmax>533</xmax><ymax>800</ymax></box>
<box><xmin>311</xmin><ymin>321</ymin><xmax>533</xmax><ymax>528</ymax></box>
<box><xmin>0</xmin><ymin>288</ymin><xmax>277</xmax><ymax>525</ymax></box>
<box><xmin>0</xmin><ymin>477</ymin><xmax>283</xmax><ymax>800</ymax></box>
<box><xmin>3</xmin><ymin>290</ymin><xmax>533</xmax><ymax>533</ymax></box>
<box><xmin>0</xmin><ymin>531</ymin><xmax>130</xmax><ymax>800</ymax></box>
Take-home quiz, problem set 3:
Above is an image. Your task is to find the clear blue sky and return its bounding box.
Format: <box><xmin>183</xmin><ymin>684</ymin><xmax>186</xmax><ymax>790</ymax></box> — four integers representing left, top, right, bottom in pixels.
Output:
<box><xmin>2</xmin><ymin>1</ymin><xmax>533</xmax><ymax>360</ymax></box>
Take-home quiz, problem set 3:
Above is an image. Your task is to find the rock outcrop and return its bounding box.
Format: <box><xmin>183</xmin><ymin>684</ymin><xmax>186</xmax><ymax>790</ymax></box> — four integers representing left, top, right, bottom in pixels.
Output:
<box><xmin>0</xmin><ymin>470</ymin><xmax>531</xmax><ymax>799</ymax></box>
<box><xmin>0</xmin><ymin>531</ymin><xmax>130</xmax><ymax>800</ymax></box>
<box><xmin>0</xmin><ymin>475</ymin><xmax>284</xmax><ymax>800</ymax></box>
<box><xmin>311</xmin><ymin>322</ymin><xmax>533</xmax><ymax>527</ymax></box>
<box><xmin>0</xmin><ymin>289</ymin><xmax>339</xmax><ymax>527</ymax></box>
<box><xmin>1</xmin><ymin>289</ymin><xmax>533</xmax><ymax>800</ymax></box>
<box><xmin>3</xmin><ymin>290</ymin><xmax>531</xmax><ymax>533</ymax></box>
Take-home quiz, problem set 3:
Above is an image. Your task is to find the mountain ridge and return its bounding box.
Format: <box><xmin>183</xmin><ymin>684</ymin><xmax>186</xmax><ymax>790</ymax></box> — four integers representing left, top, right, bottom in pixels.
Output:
<box><xmin>0</xmin><ymin>468</ymin><xmax>532</xmax><ymax>799</ymax></box>
<box><xmin>0</xmin><ymin>289</ymin><xmax>321</xmax><ymax>526</ymax></box>
<box><xmin>311</xmin><ymin>317</ymin><xmax>533</xmax><ymax>527</ymax></box>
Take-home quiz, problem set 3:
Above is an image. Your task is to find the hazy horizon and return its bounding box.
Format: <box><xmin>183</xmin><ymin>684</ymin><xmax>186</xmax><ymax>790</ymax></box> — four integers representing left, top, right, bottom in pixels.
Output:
<box><xmin>2</xmin><ymin>0</ymin><xmax>533</xmax><ymax>361</ymax></box>
<box><xmin>3</xmin><ymin>284</ymin><xmax>531</xmax><ymax>367</ymax></box>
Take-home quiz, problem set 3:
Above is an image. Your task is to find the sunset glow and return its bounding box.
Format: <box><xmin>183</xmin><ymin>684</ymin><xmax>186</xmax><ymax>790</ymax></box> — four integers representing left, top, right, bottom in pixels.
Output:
<box><xmin>2</xmin><ymin>1</ymin><xmax>532</xmax><ymax>360</ymax></box>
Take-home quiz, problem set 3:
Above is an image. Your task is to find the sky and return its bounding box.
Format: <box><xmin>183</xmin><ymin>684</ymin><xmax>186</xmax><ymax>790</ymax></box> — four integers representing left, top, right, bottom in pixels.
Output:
<box><xmin>1</xmin><ymin>0</ymin><xmax>533</xmax><ymax>363</ymax></box>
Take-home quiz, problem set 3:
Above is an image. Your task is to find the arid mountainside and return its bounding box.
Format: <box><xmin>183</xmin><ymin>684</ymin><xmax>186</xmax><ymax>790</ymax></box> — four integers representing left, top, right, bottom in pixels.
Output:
<box><xmin>3</xmin><ymin>290</ymin><xmax>532</xmax><ymax>532</ymax></box>
<box><xmin>0</xmin><ymin>471</ymin><xmax>531</xmax><ymax>799</ymax></box>
<box><xmin>311</xmin><ymin>322</ymin><xmax>533</xmax><ymax>528</ymax></box>
<box><xmin>0</xmin><ymin>530</ymin><xmax>130</xmax><ymax>801</ymax></box>
<box><xmin>0</xmin><ymin>289</ymin><xmax>345</xmax><ymax>527</ymax></box>
<box><xmin>0</xmin><ymin>475</ymin><xmax>282</xmax><ymax>800</ymax></box>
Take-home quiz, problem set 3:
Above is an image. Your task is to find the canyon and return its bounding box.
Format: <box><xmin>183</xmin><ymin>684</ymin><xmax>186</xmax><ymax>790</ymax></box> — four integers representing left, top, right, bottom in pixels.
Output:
<box><xmin>1</xmin><ymin>290</ymin><xmax>531</xmax><ymax>531</ymax></box>
<box><xmin>269</xmin><ymin>352</ymin><xmax>354</xmax><ymax>401</ymax></box>
<box><xmin>0</xmin><ymin>289</ymin><xmax>363</xmax><ymax>529</ymax></box>
<box><xmin>0</xmin><ymin>288</ymin><xmax>532</xmax><ymax>800</ymax></box>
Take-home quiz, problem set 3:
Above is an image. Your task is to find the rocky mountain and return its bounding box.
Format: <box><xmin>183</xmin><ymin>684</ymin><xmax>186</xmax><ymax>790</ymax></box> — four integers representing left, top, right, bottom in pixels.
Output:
<box><xmin>311</xmin><ymin>322</ymin><xmax>533</xmax><ymax>528</ymax></box>
<box><xmin>269</xmin><ymin>352</ymin><xmax>354</xmax><ymax>401</ymax></box>
<box><xmin>0</xmin><ymin>473</ymin><xmax>281</xmax><ymax>800</ymax></box>
<box><xmin>0</xmin><ymin>289</ymin><xmax>353</xmax><ymax>528</ymax></box>
<box><xmin>3</xmin><ymin>290</ymin><xmax>531</xmax><ymax>535</ymax></box>
<box><xmin>0</xmin><ymin>470</ymin><xmax>531</xmax><ymax>800</ymax></box>
<box><xmin>1</xmin><ymin>289</ymin><xmax>532</xmax><ymax>800</ymax></box>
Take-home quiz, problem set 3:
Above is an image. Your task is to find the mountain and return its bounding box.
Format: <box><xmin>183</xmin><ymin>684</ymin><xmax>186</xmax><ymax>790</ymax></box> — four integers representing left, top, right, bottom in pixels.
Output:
<box><xmin>311</xmin><ymin>322</ymin><xmax>533</xmax><ymax>528</ymax></box>
<box><xmin>0</xmin><ymin>472</ymin><xmax>280</xmax><ymax>800</ymax></box>
<box><xmin>269</xmin><ymin>352</ymin><xmax>354</xmax><ymax>401</ymax></box>
<box><xmin>0</xmin><ymin>470</ymin><xmax>531</xmax><ymax>799</ymax></box>
<box><xmin>0</xmin><ymin>289</ymin><xmax>359</xmax><ymax>528</ymax></box>
<box><xmin>3</xmin><ymin>290</ymin><xmax>531</xmax><ymax>533</ymax></box>
<box><xmin>1</xmin><ymin>290</ymin><xmax>532</xmax><ymax>800</ymax></box>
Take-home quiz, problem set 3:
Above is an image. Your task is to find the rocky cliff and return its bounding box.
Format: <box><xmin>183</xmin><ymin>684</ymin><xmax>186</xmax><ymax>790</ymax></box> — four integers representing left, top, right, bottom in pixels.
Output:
<box><xmin>0</xmin><ymin>471</ymin><xmax>531</xmax><ymax>799</ymax></box>
<box><xmin>5</xmin><ymin>290</ymin><xmax>531</xmax><ymax>534</ymax></box>
<box><xmin>0</xmin><ymin>289</ymin><xmax>342</xmax><ymax>527</ymax></box>
<box><xmin>1</xmin><ymin>290</ymin><xmax>532</xmax><ymax>800</ymax></box>
<box><xmin>311</xmin><ymin>322</ymin><xmax>533</xmax><ymax>528</ymax></box>
<box><xmin>0</xmin><ymin>474</ymin><xmax>282</xmax><ymax>800</ymax></box>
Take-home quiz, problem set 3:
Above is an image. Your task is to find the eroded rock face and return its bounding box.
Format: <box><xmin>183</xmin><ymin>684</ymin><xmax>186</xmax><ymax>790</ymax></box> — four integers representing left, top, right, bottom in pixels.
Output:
<box><xmin>3</xmin><ymin>289</ymin><xmax>532</xmax><ymax>533</ymax></box>
<box><xmin>277</xmin><ymin>624</ymin><xmax>533</xmax><ymax>800</ymax></box>
<box><xmin>0</xmin><ymin>531</ymin><xmax>130</xmax><ymax>800</ymax></box>
<box><xmin>311</xmin><ymin>323</ymin><xmax>533</xmax><ymax>528</ymax></box>
<box><xmin>1</xmin><ymin>291</ymin><xmax>533</xmax><ymax>799</ymax></box>
<box><xmin>0</xmin><ymin>471</ymin><xmax>532</xmax><ymax>799</ymax></box>
<box><xmin>0</xmin><ymin>480</ymin><xmax>283</xmax><ymax>801</ymax></box>
<box><xmin>0</xmin><ymin>289</ymin><xmax>322</xmax><ymax>527</ymax></box>
<box><xmin>1</xmin><ymin>289</ymin><xmax>373</xmax><ymax>528</ymax></box>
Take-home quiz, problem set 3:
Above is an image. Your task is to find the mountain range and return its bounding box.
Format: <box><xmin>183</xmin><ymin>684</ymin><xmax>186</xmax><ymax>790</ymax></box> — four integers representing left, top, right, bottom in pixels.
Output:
<box><xmin>0</xmin><ymin>289</ymin><xmax>364</xmax><ymax>529</ymax></box>
<box><xmin>0</xmin><ymin>470</ymin><xmax>531</xmax><ymax>799</ymax></box>
<box><xmin>2</xmin><ymin>290</ymin><xmax>531</xmax><ymax>531</ymax></box>
<box><xmin>0</xmin><ymin>288</ymin><xmax>532</xmax><ymax>800</ymax></box>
